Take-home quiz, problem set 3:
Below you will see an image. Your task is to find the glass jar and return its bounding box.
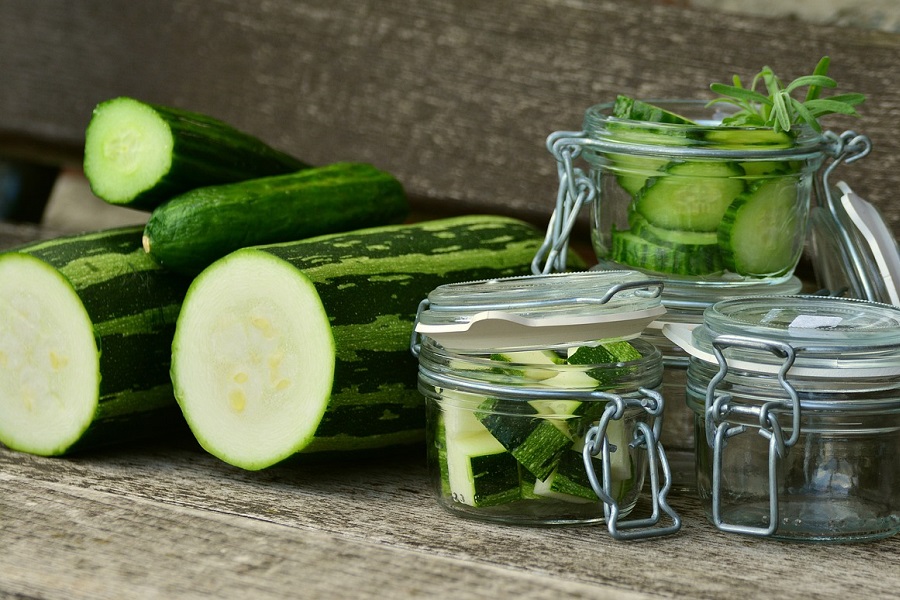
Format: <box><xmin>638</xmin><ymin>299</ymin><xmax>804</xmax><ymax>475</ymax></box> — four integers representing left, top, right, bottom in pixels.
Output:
<box><xmin>411</xmin><ymin>270</ymin><xmax>681</xmax><ymax>539</ymax></box>
<box><xmin>667</xmin><ymin>295</ymin><xmax>900</xmax><ymax>542</ymax></box>
<box><xmin>584</xmin><ymin>100</ymin><xmax>825</xmax><ymax>285</ymax></box>
<box><xmin>534</xmin><ymin>100</ymin><xmax>841</xmax><ymax>285</ymax></box>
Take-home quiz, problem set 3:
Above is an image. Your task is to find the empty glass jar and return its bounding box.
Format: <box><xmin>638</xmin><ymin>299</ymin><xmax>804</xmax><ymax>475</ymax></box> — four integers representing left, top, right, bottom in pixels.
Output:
<box><xmin>667</xmin><ymin>294</ymin><xmax>900</xmax><ymax>542</ymax></box>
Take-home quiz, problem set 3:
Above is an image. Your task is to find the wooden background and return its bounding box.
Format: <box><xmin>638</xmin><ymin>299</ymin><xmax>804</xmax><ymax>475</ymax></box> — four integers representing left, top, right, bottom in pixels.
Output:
<box><xmin>1</xmin><ymin>0</ymin><xmax>899</xmax><ymax>243</ymax></box>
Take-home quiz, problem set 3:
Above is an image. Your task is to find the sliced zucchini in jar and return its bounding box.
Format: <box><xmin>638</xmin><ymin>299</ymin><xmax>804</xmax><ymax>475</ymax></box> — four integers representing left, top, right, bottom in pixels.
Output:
<box><xmin>475</xmin><ymin>397</ymin><xmax>572</xmax><ymax>481</ymax></box>
<box><xmin>609</xmin><ymin>228</ymin><xmax>724</xmax><ymax>276</ymax></box>
<box><xmin>718</xmin><ymin>176</ymin><xmax>802</xmax><ymax>276</ymax></box>
<box><xmin>445</xmin><ymin>431</ymin><xmax>522</xmax><ymax>508</ymax></box>
<box><xmin>634</xmin><ymin>161</ymin><xmax>745</xmax><ymax>232</ymax></box>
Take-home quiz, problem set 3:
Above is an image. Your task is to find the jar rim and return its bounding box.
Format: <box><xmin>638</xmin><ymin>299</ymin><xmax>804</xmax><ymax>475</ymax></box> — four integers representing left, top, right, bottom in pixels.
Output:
<box><xmin>582</xmin><ymin>99</ymin><xmax>827</xmax><ymax>160</ymax></box>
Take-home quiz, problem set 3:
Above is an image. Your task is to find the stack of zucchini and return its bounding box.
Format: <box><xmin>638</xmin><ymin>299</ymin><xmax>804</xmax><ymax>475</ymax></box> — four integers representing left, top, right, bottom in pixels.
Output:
<box><xmin>0</xmin><ymin>97</ymin><xmax>553</xmax><ymax>468</ymax></box>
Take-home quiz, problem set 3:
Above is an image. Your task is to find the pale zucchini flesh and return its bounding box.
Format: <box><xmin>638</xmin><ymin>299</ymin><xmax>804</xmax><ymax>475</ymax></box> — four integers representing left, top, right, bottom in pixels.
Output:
<box><xmin>0</xmin><ymin>253</ymin><xmax>99</xmax><ymax>455</ymax></box>
<box><xmin>171</xmin><ymin>250</ymin><xmax>336</xmax><ymax>470</ymax></box>
<box><xmin>83</xmin><ymin>98</ymin><xmax>174</xmax><ymax>205</ymax></box>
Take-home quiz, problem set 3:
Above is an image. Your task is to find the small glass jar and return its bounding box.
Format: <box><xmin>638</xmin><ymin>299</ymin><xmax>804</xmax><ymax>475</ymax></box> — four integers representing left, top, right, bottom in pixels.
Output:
<box><xmin>583</xmin><ymin>100</ymin><xmax>826</xmax><ymax>285</ymax></box>
<box><xmin>412</xmin><ymin>270</ymin><xmax>681</xmax><ymax>539</ymax></box>
<box><xmin>667</xmin><ymin>295</ymin><xmax>900</xmax><ymax>542</ymax></box>
<box><xmin>536</xmin><ymin>100</ymin><xmax>835</xmax><ymax>285</ymax></box>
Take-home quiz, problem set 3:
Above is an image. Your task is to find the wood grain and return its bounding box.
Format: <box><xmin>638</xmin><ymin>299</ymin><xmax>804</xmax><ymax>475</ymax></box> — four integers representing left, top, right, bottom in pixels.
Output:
<box><xmin>1</xmin><ymin>0</ymin><xmax>898</xmax><ymax>240</ymax></box>
<box><xmin>1</xmin><ymin>439</ymin><xmax>898</xmax><ymax>600</ymax></box>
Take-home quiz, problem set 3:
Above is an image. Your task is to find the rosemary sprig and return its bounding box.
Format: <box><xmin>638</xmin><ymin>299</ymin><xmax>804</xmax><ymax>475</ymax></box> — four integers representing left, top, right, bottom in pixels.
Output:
<box><xmin>707</xmin><ymin>56</ymin><xmax>866</xmax><ymax>134</ymax></box>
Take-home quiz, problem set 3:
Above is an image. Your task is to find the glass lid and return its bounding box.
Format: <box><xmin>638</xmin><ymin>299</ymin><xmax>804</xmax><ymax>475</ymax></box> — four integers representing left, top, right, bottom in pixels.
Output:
<box><xmin>809</xmin><ymin>181</ymin><xmax>900</xmax><ymax>306</ymax></box>
<box><xmin>677</xmin><ymin>295</ymin><xmax>900</xmax><ymax>377</ymax></box>
<box><xmin>415</xmin><ymin>270</ymin><xmax>666</xmax><ymax>351</ymax></box>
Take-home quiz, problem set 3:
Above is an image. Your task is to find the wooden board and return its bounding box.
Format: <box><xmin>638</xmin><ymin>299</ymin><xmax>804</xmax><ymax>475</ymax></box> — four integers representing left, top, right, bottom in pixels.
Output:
<box><xmin>1</xmin><ymin>439</ymin><xmax>898</xmax><ymax>600</ymax></box>
<box><xmin>1</xmin><ymin>0</ymin><xmax>899</xmax><ymax>240</ymax></box>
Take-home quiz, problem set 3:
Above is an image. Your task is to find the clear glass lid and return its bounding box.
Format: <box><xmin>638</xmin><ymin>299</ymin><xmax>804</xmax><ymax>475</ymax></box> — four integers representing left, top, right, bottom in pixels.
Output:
<box><xmin>677</xmin><ymin>295</ymin><xmax>900</xmax><ymax>377</ymax></box>
<box><xmin>415</xmin><ymin>270</ymin><xmax>666</xmax><ymax>351</ymax></box>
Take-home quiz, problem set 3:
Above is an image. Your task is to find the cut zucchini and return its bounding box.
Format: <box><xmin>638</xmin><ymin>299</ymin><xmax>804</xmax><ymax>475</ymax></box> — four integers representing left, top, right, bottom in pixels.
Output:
<box><xmin>83</xmin><ymin>97</ymin><xmax>308</xmax><ymax>210</ymax></box>
<box><xmin>609</xmin><ymin>228</ymin><xmax>724</xmax><ymax>276</ymax></box>
<box><xmin>445</xmin><ymin>431</ymin><xmax>522</xmax><ymax>507</ymax></box>
<box><xmin>490</xmin><ymin>349</ymin><xmax>564</xmax><ymax>381</ymax></box>
<box><xmin>533</xmin><ymin>448</ymin><xmax>611</xmax><ymax>503</ymax></box>
<box><xmin>476</xmin><ymin>397</ymin><xmax>572</xmax><ymax>480</ymax></box>
<box><xmin>634</xmin><ymin>161</ymin><xmax>745</xmax><ymax>232</ymax></box>
<box><xmin>718</xmin><ymin>176</ymin><xmax>802</xmax><ymax>276</ymax></box>
<box><xmin>629</xmin><ymin>212</ymin><xmax>719</xmax><ymax>247</ymax></box>
<box><xmin>612</xmin><ymin>95</ymin><xmax>696</xmax><ymax>125</ymax></box>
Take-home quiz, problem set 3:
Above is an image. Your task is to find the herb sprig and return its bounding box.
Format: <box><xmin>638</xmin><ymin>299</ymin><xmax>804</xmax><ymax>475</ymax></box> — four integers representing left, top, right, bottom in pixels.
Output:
<box><xmin>707</xmin><ymin>56</ymin><xmax>866</xmax><ymax>134</ymax></box>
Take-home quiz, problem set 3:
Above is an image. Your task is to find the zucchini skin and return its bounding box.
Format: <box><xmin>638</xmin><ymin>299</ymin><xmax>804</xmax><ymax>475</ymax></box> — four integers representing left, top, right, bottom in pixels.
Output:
<box><xmin>173</xmin><ymin>215</ymin><xmax>580</xmax><ymax>464</ymax></box>
<box><xmin>261</xmin><ymin>215</ymin><xmax>556</xmax><ymax>454</ymax></box>
<box><xmin>3</xmin><ymin>228</ymin><xmax>192</xmax><ymax>454</ymax></box>
<box><xmin>142</xmin><ymin>162</ymin><xmax>410</xmax><ymax>274</ymax></box>
<box><xmin>85</xmin><ymin>97</ymin><xmax>309</xmax><ymax>210</ymax></box>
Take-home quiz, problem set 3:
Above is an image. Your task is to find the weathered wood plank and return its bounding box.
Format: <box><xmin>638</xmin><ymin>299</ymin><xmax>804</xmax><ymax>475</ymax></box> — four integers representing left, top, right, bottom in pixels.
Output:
<box><xmin>1</xmin><ymin>0</ymin><xmax>898</xmax><ymax>238</ymax></box>
<box><xmin>0</xmin><ymin>472</ymin><xmax>643</xmax><ymax>600</ymax></box>
<box><xmin>1</xmin><ymin>442</ymin><xmax>897</xmax><ymax>600</ymax></box>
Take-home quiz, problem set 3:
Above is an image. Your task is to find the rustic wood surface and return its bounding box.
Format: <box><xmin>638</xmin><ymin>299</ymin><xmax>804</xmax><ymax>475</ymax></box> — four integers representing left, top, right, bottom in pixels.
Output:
<box><xmin>2</xmin><ymin>0</ymin><xmax>899</xmax><ymax>241</ymax></box>
<box><xmin>1</xmin><ymin>433</ymin><xmax>899</xmax><ymax>600</ymax></box>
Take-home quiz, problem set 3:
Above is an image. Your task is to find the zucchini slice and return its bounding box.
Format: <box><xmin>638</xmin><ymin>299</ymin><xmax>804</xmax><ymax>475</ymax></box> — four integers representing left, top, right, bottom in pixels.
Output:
<box><xmin>718</xmin><ymin>176</ymin><xmax>802</xmax><ymax>276</ymax></box>
<box><xmin>634</xmin><ymin>161</ymin><xmax>746</xmax><ymax>232</ymax></box>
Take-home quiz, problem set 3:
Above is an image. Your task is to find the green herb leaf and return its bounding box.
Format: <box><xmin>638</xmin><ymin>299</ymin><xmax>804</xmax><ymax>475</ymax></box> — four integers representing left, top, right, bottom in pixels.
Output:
<box><xmin>707</xmin><ymin>56</ymin><xmax>865</xmax><ymax>135</ymax></box>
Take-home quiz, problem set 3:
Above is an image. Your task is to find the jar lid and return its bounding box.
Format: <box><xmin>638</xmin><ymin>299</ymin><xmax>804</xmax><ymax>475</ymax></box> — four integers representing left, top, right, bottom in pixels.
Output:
<box><xmin>665</xmin><ymin>295</ymin><xmax>900</xmax><ymax>378</ymax></box>
<box><xmin>415</xmin><ymin>270</ymin><xmax>666</xmax><ymax>351</ymax></box>
<box><xmin>657</xmin><ymin>275</ymin><xmax>804</xmax><ymax>315</ymax></box>
<box><xmin>810</xmin><ymin>181</ymin><xmax>900</xmax><ymax>306</ymax></box>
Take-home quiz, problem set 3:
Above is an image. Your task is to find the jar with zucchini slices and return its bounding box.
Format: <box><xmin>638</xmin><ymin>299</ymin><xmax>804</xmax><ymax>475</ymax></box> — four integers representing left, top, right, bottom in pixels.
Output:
<box><xmin>533</xmin><ymin>98</ymin><xmax>870</xmax><ymax>288</ymax></box>
<box><xmin>411</xmin><ymin>270</ymin><xmax>681</xmax><ymax>540</ymax></box>
<box><xmin>664</xmin><ymin>295</ymin><xmax>900</xmax><ymax>542</ymax></box>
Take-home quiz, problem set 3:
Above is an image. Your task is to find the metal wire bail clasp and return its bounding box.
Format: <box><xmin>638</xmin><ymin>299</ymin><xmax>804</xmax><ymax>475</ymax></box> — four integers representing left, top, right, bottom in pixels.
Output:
<box><xmin>532</xmin><ymin>131</ymin><xmax>595</xmax><ymax>275</ymax></box>
<box><xmin>582</xmin><ymin>389</ymin><xmax>682</xmax><ymax>540</ymax></box>
<box><xmin>704</xmin><ymin>334</ymin><xmax>800</xmax><ymax>537</ymax></box>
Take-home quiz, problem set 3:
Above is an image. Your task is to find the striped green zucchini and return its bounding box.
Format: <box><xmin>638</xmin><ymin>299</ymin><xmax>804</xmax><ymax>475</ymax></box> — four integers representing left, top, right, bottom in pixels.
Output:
<box><xmin>170</xmin><ymin>215</ymin><xmax>568</xmax><ymax>470</ymax></box>
<box><xmin>0</xmin><ymin>228</ymin><xmax>191</xmax><ymax>455</ymax></box>
<box><xmin>83</xmin><ymin>96</ymin><xmax>308</xmax><ymax>210</ymax></box>
<box><xmin>142</xmin><ymin>162</ymin><xmax>409</xmax><ymax>274</ymax></box>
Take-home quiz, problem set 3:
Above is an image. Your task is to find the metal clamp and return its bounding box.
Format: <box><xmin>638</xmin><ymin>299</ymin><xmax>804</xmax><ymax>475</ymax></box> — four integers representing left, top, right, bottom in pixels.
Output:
<box><xmin>704</xmin><ymin>334</ymin><xmax>800</xmax><ymax>537</ymax></box>
<box><xmin>816</xmin><ymin>130</ymin><xmax>875</xmax><ymax>299</ymax></box>
<box><xmin>582</xmin><ymin>388</ymin><xmax>682</xmax><ymax>540</ymax></box>
<box><xmin>532</xmin><ymin>131</ymin><xmax>595</xmax><ymax>275</ymax></box>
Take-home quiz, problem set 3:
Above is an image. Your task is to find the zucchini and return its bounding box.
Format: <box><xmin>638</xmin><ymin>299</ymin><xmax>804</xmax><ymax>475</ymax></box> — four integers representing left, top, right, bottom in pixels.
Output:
<box><xmin>170</xmin><ymin>215</ymin><xmax>549</xmax><ymax>470</ymax></box>
<box><xmin>142</xmin><ymin>162</ymin><xmax>409</xmax><ymax>274</ymax></box>
<box><xmin>634</xmin><ymin>161</ymin><xmax>746</xmax><ymax>232</ymax></box>
<box><xmin>83</xmin><ymin>96</ymin><xmax>308</xmax><ymax>210</ymax></box>
<box><xmin>718</xmin><ymin>176</ymin><xmax>802</xmax><ymax>276</ymax></box>
<box><xmin>612</xmin><ymin>95</ymin><xmax>695</xmax><ymax>125</ymax></box>
<box><xmin>445</xmin><ymin>430</ymin><xmax>522</xmax><ymax>508</ymax></box>
<box><xmin>0</xmin><ymin>228</ymin><xmax>191</xmax><ymax>455</ymax></box>
<box><xmin>609</xmin><ymin>228</ymin><xmax>724</xmax><ymax>276</ymax></box>
<box><xmin>433</xmin><ymin>342</ymin><xmax>642</xmax><ymax>510</ymax></box>
<box><xmin>475</xmin><ymin>397</ymin><xmax>572</xmax><ymax>480</ymax></box>
<box><xmin>606</xmin><ymin>96</ymin><xmax>698</xmax><ymax>195</ymax></box>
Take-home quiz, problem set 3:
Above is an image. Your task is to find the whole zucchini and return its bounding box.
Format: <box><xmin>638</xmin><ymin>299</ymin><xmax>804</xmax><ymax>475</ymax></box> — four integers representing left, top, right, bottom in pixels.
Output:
<box><xmin>170</xmin><ymin>215</ymin><xmax>568</xmax><ymax>470</ymax></box>
<box><xmin>142</xmin><ymin>162</ymin><xmax>409</xmax><ymax>274</ymax></box>
<box><xmin>0</xmin><ymin>228</ymin><xmax>191</xmax><ymax>455</ymax></box>
<box><xmin>83</xmin><ymin>96</ymin><xmax>308</xmax><ymax>210</ymax></box>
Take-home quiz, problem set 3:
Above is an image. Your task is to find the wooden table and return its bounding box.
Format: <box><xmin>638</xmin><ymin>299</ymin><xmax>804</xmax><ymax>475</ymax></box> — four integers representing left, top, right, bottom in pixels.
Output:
<box><xmin>1</xmin><ymin>223</ymin><xmax>898</xmax><ymax>600</ymax></box>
